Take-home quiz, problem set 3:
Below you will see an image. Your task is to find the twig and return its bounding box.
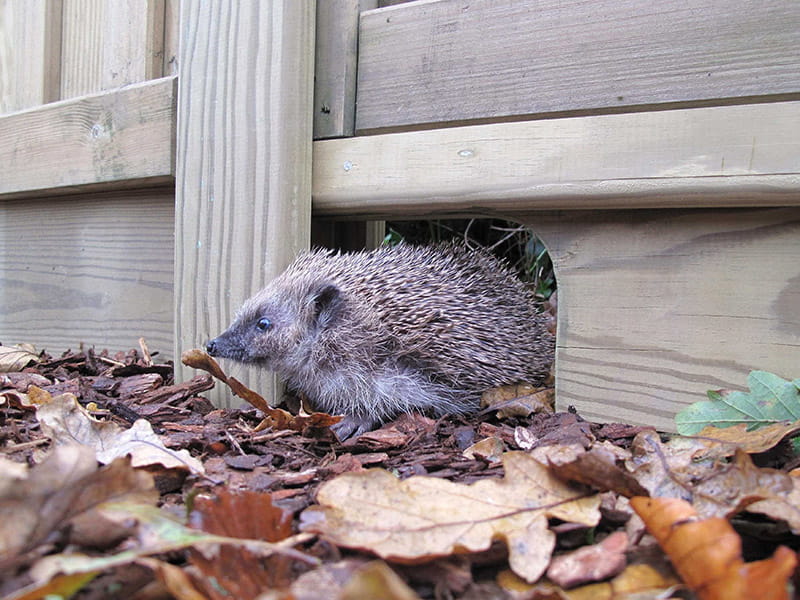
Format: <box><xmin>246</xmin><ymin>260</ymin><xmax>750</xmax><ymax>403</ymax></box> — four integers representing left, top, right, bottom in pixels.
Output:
<box><xmin>138</xmin><ymin>337</ymin><xmax>153</xmax><ymax>367</ymax></box>
<box><xmin>2</xmin><ymin>438</ymin><xmax>49</xmax><ymax>453</ymax></box>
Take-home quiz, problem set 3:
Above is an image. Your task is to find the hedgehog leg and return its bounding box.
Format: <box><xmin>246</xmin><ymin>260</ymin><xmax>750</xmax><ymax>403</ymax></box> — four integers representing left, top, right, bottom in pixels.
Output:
<box><xmin>331</xmin><ymin>414</ymin><xmax>378</xmax><ymax>441</ymax></box>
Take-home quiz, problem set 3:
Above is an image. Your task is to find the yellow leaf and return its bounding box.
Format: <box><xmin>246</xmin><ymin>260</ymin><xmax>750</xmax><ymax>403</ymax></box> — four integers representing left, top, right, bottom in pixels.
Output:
<box><xmin>340</xmin><ymin>561</ymin><xmax>422</xmax><ymax>600</ymax></box>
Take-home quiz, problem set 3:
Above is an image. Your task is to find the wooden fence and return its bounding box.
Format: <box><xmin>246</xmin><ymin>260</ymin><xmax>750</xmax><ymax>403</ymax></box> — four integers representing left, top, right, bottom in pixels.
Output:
<box><xmin>1</xmin><ymin>0</ymin><xmax>799</xmax><ymax>428</ymax></box>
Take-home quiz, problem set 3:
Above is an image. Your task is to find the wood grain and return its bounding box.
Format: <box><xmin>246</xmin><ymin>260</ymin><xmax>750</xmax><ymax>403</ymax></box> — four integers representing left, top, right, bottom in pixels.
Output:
<box><xmin>313</xmin><ymin>101</ymin><xmax>800</xmax><ymax>217</ymax></box>
<box><xmin>0</xmin><ymin>0</ymin><xmax>62</xmax><ymax>113</ymax></box>
<box><xmin>313</xmin><ymin>0</ymin><xmax>376</xmax><ymax>139</ymax></box>
<box><xmin>356</xmin><ymin>0</ymin><xmax>800</xmax><ymax>131</ymax></box>
<box><xmin>60</xmin><ymin>0</ymin><xmax>165</xmax><ymax>99</ymax></box>
<box><xmin>522</xmin><ymin>208</ymin><xmax>800</xmax><ymax>431</ymax></box>
<box><xmin>0</xmin><ymin>189</ymin><xmax>175</xmax><ymax>357</ymax></box>
<box><xmin>174</xmin><ymin>1</ymin><xmax>315</xmax><ymax>405</ymax></box>
<box><xmin>0</xmin><ymin>76</ymin><xmax>176</xmax><ymax>198</ymax></box>
<box><xmin>162</xmin><ymin>0</ymin><xmax>179</xmax><ymax>76</ymax></box>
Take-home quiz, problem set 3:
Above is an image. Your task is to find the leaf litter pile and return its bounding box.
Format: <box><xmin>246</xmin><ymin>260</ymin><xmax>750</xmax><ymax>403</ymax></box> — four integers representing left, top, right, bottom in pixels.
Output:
<box><xmin>1</xmin><ymin>341</ymin><xmax>800</xmax><ymax>599</ymax></box>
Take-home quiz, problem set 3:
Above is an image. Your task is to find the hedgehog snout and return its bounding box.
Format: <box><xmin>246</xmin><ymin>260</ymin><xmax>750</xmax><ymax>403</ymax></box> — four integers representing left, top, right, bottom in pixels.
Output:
<box><xmin>205</xmin><ymin>338</ymin><xmax>219</xmax><ymax>356</ymax></box>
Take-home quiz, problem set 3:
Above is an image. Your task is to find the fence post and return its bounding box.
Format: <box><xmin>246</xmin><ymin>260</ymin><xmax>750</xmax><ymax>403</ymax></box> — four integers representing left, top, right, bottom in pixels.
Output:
<box><xmin>174</xmin><ymin>1</ymin><xmax>315</xmax><ymax>405</ymax></box>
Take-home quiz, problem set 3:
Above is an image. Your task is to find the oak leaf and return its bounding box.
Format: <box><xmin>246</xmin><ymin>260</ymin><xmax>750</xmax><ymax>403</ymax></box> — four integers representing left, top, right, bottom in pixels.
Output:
<box><xmin>676</xmin><ymin>371</ymin><xmax>800</xmax><ymax>435</ymax></box>
<box><xmin>300</xmin><ymin>451</ymin><xmax>600</xmax><ymax>583</ymax></box>
<box><xmin>31</xmin><ymin>502</ymin><xmax>317</xmax><ymax>585</ymax></box>
<box><xmin>0</xmin><ymin>445</ymin><xmax>157</xmax><ymax>560</ymax></box>
<box><xmin>0</xmin><ymin>343</ymin><xmax>39</xmax><ymax>373</ymax></box>
<box><xmin>185</xmin><ymin>490</ymin><xmax>296</xmax><ymax>598</ymax></box>
<box><xmin>340</xmin><ymin>561</ymin><xmax>422</xmax><ymax>600</ymax></box>
<box><xmin>481</xmin><ymin>383</ymin><xmax>554</xmax><ymax>418</ymax></box>
<box><xmin>628</xmin><ymin>432</ymin><xmax>792</xmax><ymax>519</ymax></box>
<box><xmin>748</xmin><ymin>472</ymin><xmax>800</xmax><ymax>534</ymax></box>
<box><xmin>34</xmin><ymin>387</ymin><xmax>204</xmax><ymax>475</ymax></box>
<box><xmin>631</xmin><ymin>496</ymin><xmax>797</xmax><ymax>600</ymax></box>
<box><xmin>694</xmin><ymin>421</ymin><xmax>800</xmax><ymax>455</ymax></box>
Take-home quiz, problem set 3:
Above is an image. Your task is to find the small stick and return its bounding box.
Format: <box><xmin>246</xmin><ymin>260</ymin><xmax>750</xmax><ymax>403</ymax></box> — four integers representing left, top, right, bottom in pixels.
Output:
<box><xmin>138</xmin><ymin>337</ymin><xmax>153</xmax><ymax>367</ymax></box>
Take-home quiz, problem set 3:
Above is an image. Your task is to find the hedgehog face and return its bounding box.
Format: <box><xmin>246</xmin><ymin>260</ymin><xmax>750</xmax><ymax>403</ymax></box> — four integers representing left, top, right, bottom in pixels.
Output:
<box><xmin>205</xmin><ymin>279</ymin><xmax>343</xmax><ymax>377</ymax></box>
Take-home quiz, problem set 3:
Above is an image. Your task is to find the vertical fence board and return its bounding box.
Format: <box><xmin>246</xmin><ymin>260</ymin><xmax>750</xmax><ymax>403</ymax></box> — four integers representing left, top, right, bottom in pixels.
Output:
<box><xmin>0</xmin><ymin>0</ymin><xmax>62</xmax><ymax>113</ymax></box>
<box><xmin>174</xmin><ymin>1</ymin><xmax>315</xmax><ymax>405</ymax></box>
<box><xmin>163</xmin><ymin>0</ymin><xmax>179</xmax><ymax>76</ymax></box>
<box><xmin>60</xmin><ymin>0</ymin><xmax>165</xmax><ymax>99</ymax></box>
<box><xmin>313</xmin><ymin>0</ymin><xmax>375</xmax><ymax>139</ymax></box>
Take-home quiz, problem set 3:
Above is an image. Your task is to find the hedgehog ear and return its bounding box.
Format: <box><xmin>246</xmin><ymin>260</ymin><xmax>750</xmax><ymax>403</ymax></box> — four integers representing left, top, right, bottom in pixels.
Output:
<box><xmin>309</xmin><ymin>282</ymin><xmax>342</xmax><ymax>329</ymax></box>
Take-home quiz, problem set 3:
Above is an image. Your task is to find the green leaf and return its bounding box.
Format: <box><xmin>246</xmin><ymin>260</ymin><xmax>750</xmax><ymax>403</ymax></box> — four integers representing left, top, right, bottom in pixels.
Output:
<box><xmin>676</xmin><ymin>371</ymin><xmax>800</xmax><ymax>435</ymax></box>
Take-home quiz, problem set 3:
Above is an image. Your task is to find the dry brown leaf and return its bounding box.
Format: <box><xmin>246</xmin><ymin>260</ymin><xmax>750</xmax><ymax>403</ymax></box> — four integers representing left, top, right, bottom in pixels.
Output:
<box><xmin>563</xmin><ymin>563</ymin><xmax>679</xmax><ymax>600</ymax></box>
<box><xmin>0</xmin><ymin>344</ymin><xmax>39</xmax><ymax>373</ymax></box>
<box><xmin>695</xmin><ymin>421</ymin><xmax>800</xmax><ymax>454</ymax></box>
<box><xmin>340</xmin><ymin>561</ymin><xmax>422</xmax><ymax>600</ymax></box>
<box><xmin>627</xmin><ymin>430</ymin><xmax>792</xmax><ymax>520</ymax></box>
<box><xmin>182</xmin><ymin>348</ymin><xmax>341</xmax><ymax>432</ymax></box>
<box><xmin>627</xmin><ymin>430</ymin><xmax>712</xmax><ymax>499</ymax></box>
<box><xmin>184</xmin><ymin>490</ymin><xmax>296</xmax><ymax>598</ymax></box>
<box><xmin>481</xmin><ymin>383</ymin><xmax>554</xmax><ymax>418</ymax></box>
<box><xmin>499</xmin><ymin>563</ymin><xmax>677</xmax><ymax>600</ymax></box>
<box><xmin>0</xmin><ymin>388</ymin><xmax>34</xmax><ymax>410</ymax></box>
<box><xmin>546</xmin><ymin>446</ymin><xmax>649</xmax><ymax>499</ymax></box>
<box><xmin>0</xmin><ymin>445</ymin><xmax>157</xmax><ymax>560</ymax></box>
<box><xmin>631</xmin><ymin>496</ymin><xmax>797</xmax><ymax>600</ymax></box>
<box><xmin>34</xmin><ymin>387</ymin><xmax>204</xmax><ymax>475</ymax></box>
<box><xmin>189</xmin><ymin>489</ymin><xmax>293</xmax><ymax>541</ymax></box>
<box><xmin>546</xmin><ymin>531</ymin><xmax>628</xmax><ymax>588</ymax></box>
<box><xmin>462</xmin><ymin>436</ymin><xmax>505</xmax><ymax>462</ymax></box>
<box><xmin>300</xmin><ymin>451</ymin><xmax>600</xmax><ymax>583</ymax></box>
<box><xmin>290</xmin><ymin>560</ymin><xmax>370</xmax><ymax>600</ymax></box>
<box><xmin>690</xmin><ymin>449</ymin><xmax>792</xmax><ymax>518</ymax></box>
<box><xmin>139</xmin><ymin>557</ymin><xmax>208</xmax><ymax>600</ymax></box>
<box><xmin>748</xmin><ymin>471</ymin><xmax>800</xmax><ymax>534</ymax></box>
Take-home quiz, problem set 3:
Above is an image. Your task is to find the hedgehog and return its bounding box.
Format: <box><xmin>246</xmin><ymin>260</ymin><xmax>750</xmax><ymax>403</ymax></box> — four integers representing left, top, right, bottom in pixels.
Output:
<box><xmin>205</xmin><ymin>243</ymin><xmax>554</xmax><ymax>439</ymax></box>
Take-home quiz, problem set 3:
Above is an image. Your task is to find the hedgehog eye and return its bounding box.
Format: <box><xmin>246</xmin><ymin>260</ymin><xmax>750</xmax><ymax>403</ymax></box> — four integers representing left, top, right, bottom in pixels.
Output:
<box><xmin>255</xmin><ymin>317</ymin><xmax>272</xmax><ymax>331</ymax></box>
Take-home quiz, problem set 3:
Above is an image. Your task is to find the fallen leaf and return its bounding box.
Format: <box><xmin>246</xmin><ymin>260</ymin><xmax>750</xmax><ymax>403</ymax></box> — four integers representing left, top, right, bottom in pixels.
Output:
<box><xmin>300</xmin><ymin>451</ymin><xmax>600</xmax><ymax>583</ymax></box>
<box><xmin>138</xmin><ymin>557</ymin><xmax>208</xmax><ymax>600</ymax></box>
<box><xmin>340</xmin><ymin>561</ymin><xmax>422</xmax><ymax>600</ymax></box>
<box><xmin>627</xmin><ymin>430</ymin><xmax>727</xmax><ymax>502</ymax></box>
<box><xmin>34</xmin><ymin>387</ymin><xmax>204</xmax><ymax>475</ymax></box>
<box><xmin>0</xmin><ymin>344</ymin><xmax>39</xmax><ymax>373</ymax></box>
<box><xmin>631</xmin><ymin>496</ymin><xmax>797</xmax><ymax>600</ymax></box>
<box><xmin>31</xmin><ymin>502</ymin><xmax>318</xmax><ymax>585</ymax></box>
<box><xmin>546</xmin><ymin>531</ymin><xmax>628</xmax><ymax>588</ymax></box>
<box><xmin>676</xmin><ymin>371</ymin><xmax>800</xmax><ymax>435</ymax></box>
<box><xmin>628</xmin><ymin>430</ymin><xmax>793</xmax><ymax>520</ymax></box>
<box><xmin>0</xmin><ymin>445</ymin><xmax>157</xmax><ymax>560</ymax></box>
<box><xmin>481</xmin><ymin>384</ymin><xmax>554</xmax><ymax>418</ymax></box>
<box><xmin>462</xmin><ymin>436</ymin><xmax>505</xmax><ymax>462</ymax></box>
<box><xmin>0</xmin><ymin>572</ymin><xmax>97</xmax><ymax>600</ymax></box>
<box><xmin>290</xmin><ymin>558</ymin><xmax>371</xmax><ymax>600</ymax></box>
<box><xmin>690</xmin><ymin>449</ymin><xmax>792</xmax><ymax>518</ymax></box>
<box><xmin>0</xmin><ymin>388</ymin><xmax>34</xmax><ymax>411</ymax></box>
<box><xmin>694</xmin><ymin>420</ymin><xmax>800</xmax><ymax>454</ymax></box>
<box><xmin>563</xmin><ymin>564</ymin><xmax>679</xmax><ymax>600</ymax></box>
<box><xmin>184</xmin><ymin>490</ymin><xmax>296</xmax><ymax>598</ymax></box>
<box><xmin>748</xmin><ymin>472</ymin><xmax>800</xmax><ymax>534</ymax></box>
<box><xmin>182</xmin><ymin>348</ymin><xmax>340</xmax><ymax>432</ymax></box>
<box><xmin>499</xmin><ymin>562</ymin><xmax>678</xmax><ymax>600</ymax></box>
<box><xmin>545</xmin><ymin>446</ymin><xmax>649</xmax><ymax>499</ymax></box>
